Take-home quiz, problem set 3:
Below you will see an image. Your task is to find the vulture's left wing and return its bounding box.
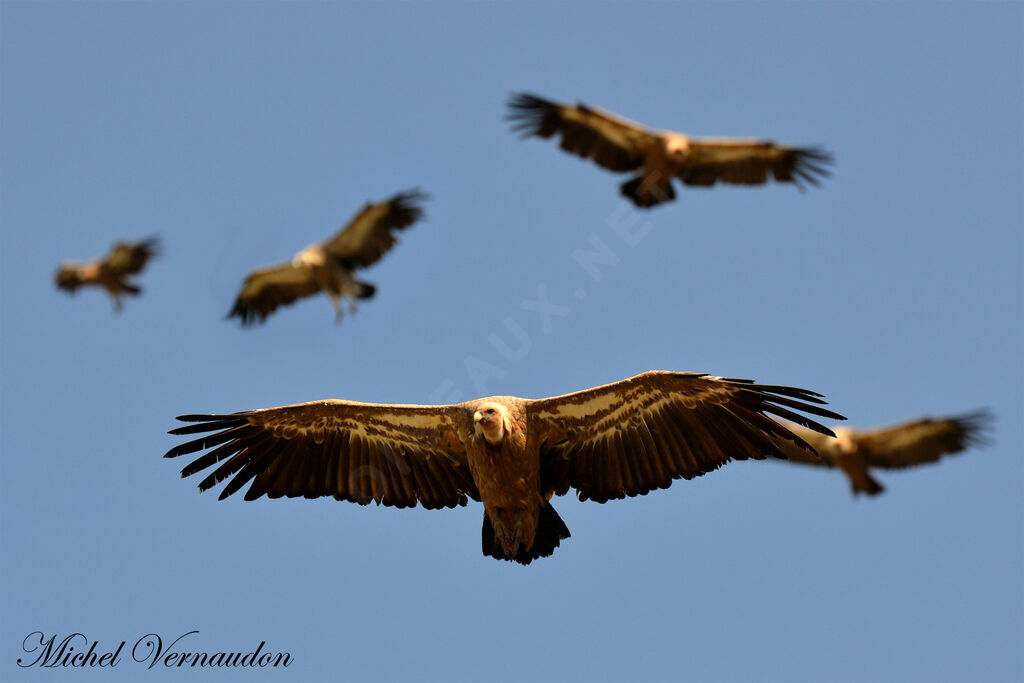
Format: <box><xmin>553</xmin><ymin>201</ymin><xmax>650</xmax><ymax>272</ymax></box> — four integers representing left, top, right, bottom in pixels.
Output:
<box><xmin>857</xmin><ymin>410</ymin><xmax>993</xmax><ymax>470</ymax></box>
<box><xmin>106</xmin><ymin>236</ymin><xmax>161</xmax><ymax>275</ymax></box>
<box><xmin>678</xmin><ymin>140</ymin><xmax>832</xmax><ymax>189</ymax></box>
<box><xmin>531</xmin><ymin>371</ymin><xmax>844</xmax><ymax>503</ymax></box>
<box><xmin>322</xmin><ymin>190</ymin><xmax>426</xmax><ymax>269</ymax></box>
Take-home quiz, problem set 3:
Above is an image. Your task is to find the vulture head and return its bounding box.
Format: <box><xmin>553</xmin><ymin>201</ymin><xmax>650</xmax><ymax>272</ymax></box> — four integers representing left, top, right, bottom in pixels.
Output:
<box><xmin>473</xmin><ymin>402</ymin><xmax>511</xmax><ymax>445</ymax></box>
<box><xmin>833</xmin><ymin>427</ymin><xmax>858</xmax><ymax>455</ymax></box>
<box><xmin>663</xmin><ymin>134</ymin><xmax>691</xmax><ymax>162</ymax></box>
<box><xmin>54</xmin><ymin>265</ymin><xmax>84</xmax><ymax>293</ymax></box>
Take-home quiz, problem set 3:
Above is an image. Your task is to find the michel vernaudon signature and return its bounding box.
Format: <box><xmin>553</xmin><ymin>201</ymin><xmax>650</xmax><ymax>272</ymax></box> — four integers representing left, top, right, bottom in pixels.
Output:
<box><xmin>17</xmin><ymin>631</ymin><xmax>292</xmax><ymax>669</ymax></box>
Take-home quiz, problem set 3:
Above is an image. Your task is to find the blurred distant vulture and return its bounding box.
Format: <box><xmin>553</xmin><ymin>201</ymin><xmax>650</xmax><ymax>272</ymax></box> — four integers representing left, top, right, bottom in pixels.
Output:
<box><xmin>165</xmin><ymin>371</ymin><xmax>844</xmax><ymax>564</ymax></box>
<box><xmin>507</xmin><ymin>92</ymin><xmax>832</xmax><ymax>208</ymax></box>
<box><xmin>54</xmin><ymin>236</ymin><xmax>160</xmax><ymax>312</ymax></box>
<box><xmin>770</xmin><ymin>410</ymin><xmax>993</xmax><ymax>496</ymax></box>
<box><xmin>228</xmin><ymin>190</ymin><xmax>426</xmax><ymax>326</ymax></box>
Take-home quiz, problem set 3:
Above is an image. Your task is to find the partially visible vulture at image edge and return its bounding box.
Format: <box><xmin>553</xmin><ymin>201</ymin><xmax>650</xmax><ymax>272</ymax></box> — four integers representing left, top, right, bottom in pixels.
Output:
<box><xmin>165</xmin><ymin>370</ymin><xmax>845</xmax><ymax>565</ymax></box>
<box><xmin>54</xmin><ymin>236</ymin><xmax>161</xmax><ymax>312</ymax></box>
<box><xmin>768</xmin><ymin>410</ymin><xmax>994</xmax><ymax>496</ymax></box>
<box><xmin>507</xmin><ymin>92</ymin><xmax>833</xmax><ymax>208</ymax></box>
<box><xmin>227</xmin><ymin>190</ymin><xmax>426</xmax><ymax>326</ymax></box>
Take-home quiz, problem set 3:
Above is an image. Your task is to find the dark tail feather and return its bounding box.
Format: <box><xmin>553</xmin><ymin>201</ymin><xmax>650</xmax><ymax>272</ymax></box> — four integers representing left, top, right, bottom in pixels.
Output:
<box><xmin>123</xmin><ymin>283</ymin><xmax>142</xmax><ymax>296</ymax></box>
<box><xmin>481</xmin><ymin>503</ymin><xmax>571</xmax><ymax>565</ymax></box>
<box><xmin>531</xmin><ymin>502</ymin><xmax>571</xmax><ymax>560</ymax></box>
<box><xmin>852</xmin><ymin>473</ymin><xmax>885</xmax><ymax>497</ymax></box>
<box><xmin>356</xmin><ymin>281</ymin><xmax>376</xmax><ymax>300</ymax></box>
<box><xmin>619</xmin><ymin>175</ymin><xmax>676</xmax><ymax>208</ymax></box>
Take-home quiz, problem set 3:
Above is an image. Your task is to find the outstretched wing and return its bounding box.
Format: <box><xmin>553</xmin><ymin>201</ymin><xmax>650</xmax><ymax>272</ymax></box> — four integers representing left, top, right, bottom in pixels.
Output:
<box><xmin>322</xmin><ymin>190</ymin><xmax>427</xmax><ymax>269</ymax></box>
<box><xmin>857</xmin><ymin>410</ymin><xmax>993</xmax><ymax>470</ymax></box>
<box><xmin>227</xmin><ymin>262</ymin><xmax>321</xmax><ymax>326</ymax></box>
<box><xmin>106</xmin><ymin>236</ymin><xmax>161</xmax><ymax>275</ymax></box>
<box><xmin>679</xmin><ymin>140</ymin><xmax>832</xmax><ymax>189</ymax></box>
<box><xmin>165</xmin><ymin>400</ymin><xmax>478</xmax><ymax>509</ymax></box>
<box><xmin>507</xmin><ymin>92</ymin><xmax>658</xmax><ymax>172</ymax></box>
<box><xmin>532</xmin><ymin>371</ymin><xmax>844</xmax><ymax>503</ymax></box>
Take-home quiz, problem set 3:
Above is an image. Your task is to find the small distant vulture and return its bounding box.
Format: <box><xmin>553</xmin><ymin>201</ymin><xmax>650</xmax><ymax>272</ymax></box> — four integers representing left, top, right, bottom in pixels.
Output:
<box><xmin>769</xmin><ymin>410</ymin><xmax>993</xmax><ymax>496</ymax></box>
<box><xmin>165</xmin><ymin>371</ymin><xmax>844</xmax><ymax>564</ymax></box>
<box><xmin>228</xmin><ymin>190</ymin><xmax>426</xmax><ymax>326</ymax></box>
<box><xmin>507</xmin><ymin>92</ymin><xmax>832</xmax><ymax>208</ymax></box>
<box><xmin>54</xmin><ymin>236</ymin><xmax>160</xmax><ymax>312</ymax></box>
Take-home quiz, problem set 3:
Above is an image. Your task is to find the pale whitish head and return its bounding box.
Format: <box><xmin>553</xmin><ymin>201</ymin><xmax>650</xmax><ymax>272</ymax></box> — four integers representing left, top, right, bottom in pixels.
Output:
<box><xmin>663</xmin><ymin>134</ymin><xmax>691</xmax><ymax>161</ymax></box>
<box><xmin>473</xmin><ymin>402</ymin><xmax>510</xmax><ymax>445</ymax></box>
<box><xmin>833</xmin><ymin>427</ymin><xmax>858</xmax><ymax>455</ymax></box>
<box><xmin>292</xmin><ymin>244</ymin><xmax>325</xmax><ymax>268</ymax></box>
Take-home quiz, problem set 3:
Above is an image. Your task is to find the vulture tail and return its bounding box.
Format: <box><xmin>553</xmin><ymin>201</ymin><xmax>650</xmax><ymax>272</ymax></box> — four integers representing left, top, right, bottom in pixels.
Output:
<box><xmin>620</xmin><ymin>175</ymin><xmax>676</xmax><ymax>208</ymax></box>
<box><xmin>481</xmin><ymin>502</ymin><xmax>571</xmax><ymax>565</ymax></box>
<box><xmin>851</xmin><ymin>473</ymin><xmax>885</xmax><ymax>497</ymax></box>
<box><xmin>355</xmin><ymin>281</ymin><xmax>376</xmax><ymax>300</ymax></box>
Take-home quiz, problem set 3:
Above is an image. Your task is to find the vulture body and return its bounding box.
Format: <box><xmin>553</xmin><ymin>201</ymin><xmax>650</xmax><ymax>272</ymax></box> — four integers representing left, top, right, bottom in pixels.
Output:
<box><xmin>508</xmin><ymin>92</ymin><xmax>832</xmax><ymax>208</ymax></box>
<box><xmin>228</xmin><ymin>190</ymin><xmax>426</xmax><ymax>326</ymax></box>
<box><xmin>54</xmin><ymin>237</ymin><xmax>160</xmax><ymax>311</ymax></box>
<box><xmin>770</xmin><ymin>411</ymin><xmax>993</xmax><ymax>496</ymax></box>
<box><xmin>166</xmin><ymin>371</ymin><xmax>844</xmax><ymax>564</ymax></box>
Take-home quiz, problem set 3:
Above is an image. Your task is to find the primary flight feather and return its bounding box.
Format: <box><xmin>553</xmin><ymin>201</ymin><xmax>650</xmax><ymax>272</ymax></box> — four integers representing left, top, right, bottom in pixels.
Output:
<box><xmin>227</xmin><ymin>190</ymin><xmax>426</xmax><ymax>326</ymax></box>
<box><xmin>165</xmin><ymin>371</ymin><xmax>844</xmax><ymax>565</ymax></box>
<box><xmin>507</xmin><ymin>92</ymin><xmax>832</xmax><ymax>208</ymax></box>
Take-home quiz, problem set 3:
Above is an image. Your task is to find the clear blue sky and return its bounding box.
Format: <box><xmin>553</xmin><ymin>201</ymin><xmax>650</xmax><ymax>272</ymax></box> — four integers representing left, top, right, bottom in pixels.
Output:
<box><xmin>2</xmin><ymin>3</ymin><xmax>1021</xmax><ymax>682</ymax></box>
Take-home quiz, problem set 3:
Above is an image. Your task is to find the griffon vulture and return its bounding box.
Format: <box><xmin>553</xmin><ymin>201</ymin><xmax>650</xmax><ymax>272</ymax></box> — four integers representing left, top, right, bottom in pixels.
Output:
<box><xmin>227</xmin><ymin>190</ymin><xmax>426</xmax><ymax>326</ymax></box>
<box><xmin>768</xmin><ymin>410</ymin><xmax>993</xmax><ymax>496</ymax></box>
<box><xmin>165</xmin><ymin>371</ymin><xmax>844</xmax><ymax>565</ymax></box>
<box><xmin>54</xmin><ymin>236</ymin><xmax>160</xmax><ymax>312</ymax></box>
<box><xmin>507</xmin><ymin>92</ymin><xmax>833</xmax><ymax>208</ymax></box>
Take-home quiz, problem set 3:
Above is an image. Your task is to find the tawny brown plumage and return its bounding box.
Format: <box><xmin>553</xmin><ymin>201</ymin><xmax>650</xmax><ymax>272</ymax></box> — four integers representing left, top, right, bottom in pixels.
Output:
<box><xmin>165</xmin><ymin>371</ymin><xmax>845</xmax><ymax>564</ymax></box>
<box><xmin>227</xmin><ymin>190</ymin><xmax>426</xmax><ymax>326</ymax></box>
<box><xmin>768</xmin><ymin>410</ymin><xmax>993</xmax><ymax>496</ymax></box>
<box><xmin>507</xmin><ymin>92</ymin><xmax>832</xmax><ymax>208</ymax></box>
<box><xmin>54</xmin><ymin>237</ymin><xmax>160</xmax><ymax>312</ymax></box>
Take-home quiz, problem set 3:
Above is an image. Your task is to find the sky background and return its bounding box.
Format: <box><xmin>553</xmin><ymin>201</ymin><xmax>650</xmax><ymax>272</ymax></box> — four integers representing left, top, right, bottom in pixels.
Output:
<box><xmin>1</xmin><ymin>2</ymin><xmax>1022</xmax><ymax>682</ymax></box>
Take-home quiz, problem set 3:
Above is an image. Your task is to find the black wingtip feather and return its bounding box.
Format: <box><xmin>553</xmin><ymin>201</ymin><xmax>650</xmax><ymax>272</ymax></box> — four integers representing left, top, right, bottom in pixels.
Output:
<box><xmin>789</xmin><ymin>146</ymin><xmax>834</xmax><ymax>190</ymax></box>
<box><xmin>136</xmin><ymin>235</ymin><xmax>163</xmax><ymax>260</ymax></box>
<box><xmin>744</xmin><ymin>382</ymin><xmax>828</xmax><ymax>401</ymax></box>
<box><xmin>506</xmin><ymin>91</ymin><xmax>561</xmax><ymax>138</ymax></box>
<box><xmin>393</xmin><ymin>188</ymin><xmax>430</xmax><ymax>203</ymax></box>
<box><xmin>168</xmin><ymin>420</ymin><xmax>246</xmax><ymax>437</ymax></box>
<box><xmin>380</xmin><ymin>189</ymin><xmax>430</xmax><ymax>230</ymax></box>
<box><xmin>391</xmin><ymin>188</ymin><xmax>430</xmax><ymax>212</ymax></box>
<box><xmin>164</xmin><ymin>429</ymin><xmax>241</xmax><ymax>458</ymax></box>
<box><xmin>762</xmin><ymin>403</ymin><xmax>839</xmax><ymax>438</ymax></box>
<box><xmin>757</xmin><ymin>391</ymin><xmax>845</xmax><ymax>420</ymax></box>
<box><xmin>174</xmin><ymin>413</ymin><xmax>244</xmax><ymax>423</ymax></box>
<box><xmin>955</xmin><ymin>409</ymin><xmax>996</xmax><ymax>448</ymax></box>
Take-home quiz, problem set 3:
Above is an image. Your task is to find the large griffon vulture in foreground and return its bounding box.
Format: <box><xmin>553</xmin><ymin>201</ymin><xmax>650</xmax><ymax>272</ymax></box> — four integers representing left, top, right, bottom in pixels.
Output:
<box><xmin>769</xmin><ymin>410</ymin><xmax>993</xmax><ymax>496</ymax></box>
<box><xmin>228</xmin><ymin>190</ymin><xmax>426</xmax><ymax>326</ymax></box>
<box><xmin>507</xmin><ymin>92</ymin><xmax>833</xmax><ymax>208</ymax></box>
<box><xmin>54</xmin><ymin>236</ymin><xmax>160</xmax><ymax>312</ymax></box>
<box><xmin>165</xmin><ymin>371</ymin><xmax>844</xmax><ymax>564</ymax></box>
